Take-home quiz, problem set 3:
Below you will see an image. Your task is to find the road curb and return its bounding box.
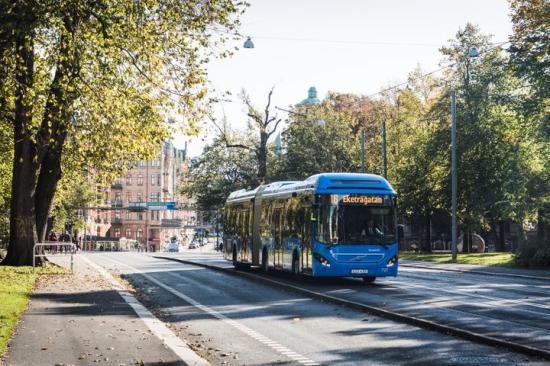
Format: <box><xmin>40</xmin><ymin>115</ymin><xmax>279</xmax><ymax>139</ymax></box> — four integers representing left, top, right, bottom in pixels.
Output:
<box><xmin>400</xmin><ymin>262</ymin><xmax>550</xmax><ymax>281</ymax></box>
<box><xmin>154</xmin><ymin>255</ymin><xmax>550</xmax><ymax>362</ymax></box>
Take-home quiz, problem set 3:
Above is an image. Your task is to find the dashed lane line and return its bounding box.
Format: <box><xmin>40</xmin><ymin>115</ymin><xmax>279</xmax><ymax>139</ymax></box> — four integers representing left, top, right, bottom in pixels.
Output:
<box><xmin>79</xmin><ymin>255</ymin><xmax>210</xmax><ymax>366</ymax></box>
<box><xmin>100</xmin><ymin>254</ymin><xmax>321</xmax><ymax>366</ymax></box>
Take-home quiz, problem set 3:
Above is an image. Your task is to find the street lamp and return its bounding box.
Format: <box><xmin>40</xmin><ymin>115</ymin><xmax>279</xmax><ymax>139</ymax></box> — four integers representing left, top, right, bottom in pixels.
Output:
<box><xmin>243</xmin><ymin>37</ymin><xmax>254</xmax><ymax>49</ymax></box>
<box><xmin>451</xmin><ymin>46</ymin><xmax>479</xmax><ymax>263</ymax></box>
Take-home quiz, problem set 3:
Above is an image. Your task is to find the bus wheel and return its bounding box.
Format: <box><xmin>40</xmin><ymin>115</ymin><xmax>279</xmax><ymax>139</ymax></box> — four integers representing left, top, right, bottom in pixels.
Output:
<box><xmin>362</xmin><ymin>276</ymin><xmax>376</xmax><ymax>284</ymax></box>
<box><xmin>261</xmin><ymin>249</ymin><xmax>269</xmax><ymax>273</ymax></box>
<box><xmin>292</xmin><ymin>253</ymin><xmax>300</xmax><ymax>279</ymax></box>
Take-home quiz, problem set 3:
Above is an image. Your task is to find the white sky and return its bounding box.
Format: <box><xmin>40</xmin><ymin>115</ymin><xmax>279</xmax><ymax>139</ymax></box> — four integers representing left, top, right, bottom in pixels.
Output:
<box><xmin>175</xmin><ymin>0</ymin><xmax>513</xmax><ymax>157</ymax></box>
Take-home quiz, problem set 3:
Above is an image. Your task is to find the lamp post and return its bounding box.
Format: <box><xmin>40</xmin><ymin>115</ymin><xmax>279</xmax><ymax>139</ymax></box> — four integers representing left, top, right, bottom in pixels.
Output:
<box><xmin>451</xmin><ymin>46</ymin><xmax>479</xmax><ymax>263</ymax></box>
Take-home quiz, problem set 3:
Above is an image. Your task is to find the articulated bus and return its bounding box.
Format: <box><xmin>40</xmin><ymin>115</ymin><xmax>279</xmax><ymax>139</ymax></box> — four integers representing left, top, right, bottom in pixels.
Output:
<box><xmin>223</xmin><ymin>173</ymin><xmax>400</xmax><ymax>283</ymax></box>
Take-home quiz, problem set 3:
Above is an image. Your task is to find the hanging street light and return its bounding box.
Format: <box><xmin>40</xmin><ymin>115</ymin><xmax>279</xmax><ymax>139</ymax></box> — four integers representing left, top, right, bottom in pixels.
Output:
<box><xmin>243</xmin><ymin>37</ymin><xmax>254</xmax><ymax>49</ymax></box>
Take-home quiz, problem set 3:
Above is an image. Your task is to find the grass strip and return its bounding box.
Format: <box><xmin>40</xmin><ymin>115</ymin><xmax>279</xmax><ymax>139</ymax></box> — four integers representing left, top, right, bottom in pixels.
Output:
<box><xmin>399</xmin><ymin>252</ymin><xmax>516</xmax><ymax>267</ymax></box>
<box><xmin>0</xmin><ymin>264</ymin><xmax>67</xmax><ymax>358</ymax></box>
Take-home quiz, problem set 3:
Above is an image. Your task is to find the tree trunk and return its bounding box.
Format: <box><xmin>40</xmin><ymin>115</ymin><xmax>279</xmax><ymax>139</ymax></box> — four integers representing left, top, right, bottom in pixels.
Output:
<box><xmin>424</xmin><ymin>213</ymin><xmax>432</xmax><ymax>253</ymax></box>
<box><xmin>257</xmin><ymin>131</ymin><xmax>268</xmax><ymax>183</ymax></box>
<box><xmin>2</xmin><ymin>29</ymin><xmax>38</xmax><ymax>266</ymax></box>
<box><xmin>537</xmin><ymin>208</ymin><xmax>545</xmax><ymax>242</ymax></box>
<box><xmin>497</xmin><ymin>220</ymin><xmax>506</xmax><ymax>252</ymax></box>
<box><xmin>35</xmin><ymin>145</ymin><xmax>65</xmax><ymax>242</ymax></box>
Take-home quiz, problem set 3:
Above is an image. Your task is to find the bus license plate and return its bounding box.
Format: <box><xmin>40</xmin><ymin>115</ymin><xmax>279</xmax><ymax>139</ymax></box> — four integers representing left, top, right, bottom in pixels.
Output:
<box><xmin>351</xmin><ymin>269</ymin><xmax>369</xmax><ymax>274</ymax></box>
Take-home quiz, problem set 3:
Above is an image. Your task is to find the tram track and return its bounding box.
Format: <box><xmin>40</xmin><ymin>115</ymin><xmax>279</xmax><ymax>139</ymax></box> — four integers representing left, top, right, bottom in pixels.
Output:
<box><xmin>154</xmin><ymin>255</ymin><xmax>550</xmax><ymax>362</ymax></box>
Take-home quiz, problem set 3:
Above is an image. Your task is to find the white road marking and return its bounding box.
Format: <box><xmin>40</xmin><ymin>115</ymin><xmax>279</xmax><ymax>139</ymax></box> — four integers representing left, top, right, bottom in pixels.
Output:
<box><xmin>102</xmin><ymin>254</ymin><xmax>321</xmax><ymax>366</ymax></box>
<box><xmin>79</xmin><ymin>255</ymin><xmax>209</xmax><ymax>366</ymax></box>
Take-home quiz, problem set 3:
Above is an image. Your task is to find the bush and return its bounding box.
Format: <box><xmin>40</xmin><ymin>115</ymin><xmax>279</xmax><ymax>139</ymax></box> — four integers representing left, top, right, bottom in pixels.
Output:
<box><xmin>515</xmin><ymin>241</ymin><xmax>550</xmax><ymax>268</ymax></box>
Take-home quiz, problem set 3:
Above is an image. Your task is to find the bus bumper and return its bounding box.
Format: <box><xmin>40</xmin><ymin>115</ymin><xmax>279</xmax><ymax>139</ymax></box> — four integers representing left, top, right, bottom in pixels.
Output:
<box><xmin>312</xmin><ymin>261</ymin><xmax>399</xmax><ymax>278</ymax></box>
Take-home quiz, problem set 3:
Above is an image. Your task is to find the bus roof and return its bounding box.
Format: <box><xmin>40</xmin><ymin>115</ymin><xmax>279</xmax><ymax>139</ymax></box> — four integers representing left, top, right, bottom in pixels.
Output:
<box><xmin>226</xmin><ymin>173</ymin><xmax>395</xmax><ymax>204</ymax></box>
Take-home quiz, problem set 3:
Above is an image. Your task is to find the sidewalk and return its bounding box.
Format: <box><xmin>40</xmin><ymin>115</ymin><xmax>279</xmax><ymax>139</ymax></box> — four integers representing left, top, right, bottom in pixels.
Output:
<box><xmin>400</xmin><ymin>259</ymin><xmax>550</xmax><ymax>280</ymax></box>
<box><xmin>2</xmin><ymin>255</ymin><xmax>194</xmax><ymax>366</ymax></box>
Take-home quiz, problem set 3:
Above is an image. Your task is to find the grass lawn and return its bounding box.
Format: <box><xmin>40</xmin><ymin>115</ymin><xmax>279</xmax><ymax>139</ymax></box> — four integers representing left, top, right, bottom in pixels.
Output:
<box><xmin>0</xmin><ymin>264</ymin><xmax>67</xmax><ymax>358</ymax></box>
<box><xmin>399</xmin><ymin>252</ymin><xmax>516</xmax><ymax>267</ymax></box>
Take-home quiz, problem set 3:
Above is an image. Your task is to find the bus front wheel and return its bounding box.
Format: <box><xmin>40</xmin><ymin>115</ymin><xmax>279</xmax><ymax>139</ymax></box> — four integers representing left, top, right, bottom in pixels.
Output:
<box><xmin>362</xmin><ymin>276</ymin><xmax>376</xmax><ymax>284</ymax></box>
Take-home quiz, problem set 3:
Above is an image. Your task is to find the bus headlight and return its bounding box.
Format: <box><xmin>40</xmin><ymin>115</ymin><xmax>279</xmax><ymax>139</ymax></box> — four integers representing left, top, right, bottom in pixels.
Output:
<box><xmin>313</xmin><ymin>253</ymin><xmax>331</xmax><ymax>267</ymax></box>
<box><xmin>386</xmin><ymin>255</ymin><xmax>398</xmax><ymax>267</ymax></box>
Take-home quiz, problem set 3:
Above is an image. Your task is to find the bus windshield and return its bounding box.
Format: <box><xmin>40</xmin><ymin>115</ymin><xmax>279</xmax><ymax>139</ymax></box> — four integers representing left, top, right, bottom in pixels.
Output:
<box><xmin>316</xmin><ymin>196</ymin><xmax>396</xmax><ymax>245</ymax></box>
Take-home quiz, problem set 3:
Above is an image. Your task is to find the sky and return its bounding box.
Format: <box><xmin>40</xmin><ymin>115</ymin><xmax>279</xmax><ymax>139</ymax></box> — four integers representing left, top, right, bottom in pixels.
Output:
<box><xmin>175</xmin><ymin>0</ymin><xmax>514</xmax><ymax>157</ymax></box>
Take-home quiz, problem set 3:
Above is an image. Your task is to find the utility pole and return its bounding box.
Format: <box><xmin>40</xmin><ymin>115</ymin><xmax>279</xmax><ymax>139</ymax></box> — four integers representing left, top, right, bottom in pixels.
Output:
<box><xmin>361</xmin><ymin>130</ymin><xmax>366</xmax><ymax>173</ymax></box>
<box><xmin>382</xmin><ymin>121</ymin><xmax>387</xmax><ymax>179</ymax></box>
<box><xmin>451</xmin><ymin>90</ymin><xmax>458</xmax><ymax>263</ymax></box>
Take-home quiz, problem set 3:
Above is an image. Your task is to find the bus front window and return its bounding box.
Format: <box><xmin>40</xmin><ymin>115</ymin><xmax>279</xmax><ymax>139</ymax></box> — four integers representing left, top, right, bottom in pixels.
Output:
<box><xmin>316</xmin><ymin>201</ymin><xmax>396</xmax><ymax>245</ymax></box>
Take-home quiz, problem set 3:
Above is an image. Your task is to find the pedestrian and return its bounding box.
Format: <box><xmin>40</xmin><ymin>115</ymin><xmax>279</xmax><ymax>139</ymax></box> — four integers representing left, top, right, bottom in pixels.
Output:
<box><xmin>48</xmin><ymin>232</ymin><xmax>58</xmax><ymax>253</ymax></box>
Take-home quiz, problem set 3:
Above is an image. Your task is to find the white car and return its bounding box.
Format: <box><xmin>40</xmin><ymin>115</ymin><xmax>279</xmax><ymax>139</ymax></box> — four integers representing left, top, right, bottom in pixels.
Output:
<box><xmin>168</xmin><ymin>242</ymin><xmax>180</xmax><ymax>252</ymax></box>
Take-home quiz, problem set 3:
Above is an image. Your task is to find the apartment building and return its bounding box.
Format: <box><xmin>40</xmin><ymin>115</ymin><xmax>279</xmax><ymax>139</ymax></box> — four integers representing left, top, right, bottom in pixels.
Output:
<box><xmin>106</xmin><ymin>141</ymin><xmax>196</xmax><ymax>251</ymax></box>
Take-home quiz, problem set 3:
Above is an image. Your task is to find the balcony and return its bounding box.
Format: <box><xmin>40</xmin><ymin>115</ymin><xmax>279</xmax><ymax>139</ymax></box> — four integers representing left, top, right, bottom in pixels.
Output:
<box><xmin>111</xmin><ymin>200</ymin><xmax>123</xmax><ymax>208</ymax></box>
<box><xmin>111</xmin><ymin>182</ymin><xmax>123</xmax><ymax>189</ymax></box>
<box><xmin>161</xmin><ymin>218</ymin><xmax>182</xmax><ymax>228</ymax></box>
<box><xmin>112</xmin><ymin>218</ymin><xmax>123</xmax><ymax>225</ymax></box>
<box><xmin>128</xmin><ymin>202</ymin><xmax>148</xmax><ymax>212</ymax></box>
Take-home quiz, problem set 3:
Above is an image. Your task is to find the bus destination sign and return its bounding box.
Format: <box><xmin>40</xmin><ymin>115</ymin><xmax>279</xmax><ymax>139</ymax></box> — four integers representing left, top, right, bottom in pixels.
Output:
<box><xmin>341</xmin><ymin>195</ymin><xmax>387</xmax><ymax>205</ymax></box>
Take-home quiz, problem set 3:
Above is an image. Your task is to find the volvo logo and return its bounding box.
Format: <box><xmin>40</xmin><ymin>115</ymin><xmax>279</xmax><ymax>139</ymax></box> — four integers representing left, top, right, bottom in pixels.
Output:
<box><xmin>354</xmin><ymin>256</ymin><xmax>366</xmax><ymax>261</ymax></box>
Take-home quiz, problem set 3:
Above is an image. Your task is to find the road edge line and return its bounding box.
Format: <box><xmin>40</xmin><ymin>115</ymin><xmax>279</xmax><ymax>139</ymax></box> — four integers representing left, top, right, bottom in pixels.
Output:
<box><xmin>79</xmin><ymin>255</ymin><xmax>210</xmax><ymax>366</ymax></box>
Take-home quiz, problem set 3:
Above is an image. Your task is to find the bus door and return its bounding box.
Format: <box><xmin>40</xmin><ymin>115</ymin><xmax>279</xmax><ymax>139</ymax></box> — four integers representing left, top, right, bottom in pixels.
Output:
<box><xmin>301</xmin><ymin>206</ymin><xmax>312</xmax><ymax>273</ymax></box>
<box><xmin>272</xmin><ymin>208</ymin><xmax>283</xmax><ymax>268</ymax></box>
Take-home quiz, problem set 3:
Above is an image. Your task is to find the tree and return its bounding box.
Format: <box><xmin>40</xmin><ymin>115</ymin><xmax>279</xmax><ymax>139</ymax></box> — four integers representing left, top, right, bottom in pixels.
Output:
<box><xmin>1</xmin><ymin>0</ymin><xmax>245</xmax><ymax>265</ymax></box>
<box><xmin>508</xmin><ymin>0</ymin><xmax>550</xmax><ymax>242</ymax></box>
<box><xmin>425</xmin><ymin>24</ymin><xmax>542</xmax><ymax>251</ymax></box>
<box><xmin>181</xmin><ymin>136</ymin><xmax>258</xmax><ymax>213</ymax></box>
<box><xmin>213</xmin><ymin>88</ymin><xmax>282</xmax><ymax>184</ymax></box>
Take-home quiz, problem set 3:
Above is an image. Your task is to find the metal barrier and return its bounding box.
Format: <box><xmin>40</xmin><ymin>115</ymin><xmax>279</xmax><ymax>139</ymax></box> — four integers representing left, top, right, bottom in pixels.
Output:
<box><xmin>82</xmin><ymin>240</ymin><xmax>144</xmax><ymax>252</ymax></box>
<box><xmin>33</xmin><ymin>242</ymin><xmax>76</xmax><ymax>272</ymax></box>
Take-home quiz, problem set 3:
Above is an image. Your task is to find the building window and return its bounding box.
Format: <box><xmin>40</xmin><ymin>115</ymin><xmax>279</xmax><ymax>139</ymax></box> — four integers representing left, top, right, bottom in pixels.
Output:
<box><xmin>115</xmin><ymin>192</ymin><xmax>121</xmax><ymax>201</ymax></box>
<box><xmin>150</xmin><ymin>192</ymin><xmax>156</xmax><ymax>202</ymax></box>
<box><xmin>138</xmin><ymin>160</ymin><xmax>145</xmax><ymax>167</ymax></box>
<box><xmin>137</xmin><ymin>228</ymin><xmax>143</xmax><ymax>238</ymax></box>
<box><xmin>152</xmin><ymin>159</ymin><xmax>160</xmax><ymax>167</ymax></box>
<box><xmin>114</xmin><ymin>228</ymin><xmax>120</xmax><ymax>237</ymax></box>
<box><xmin>126</xmin><ymin>211</ymin><xmax>131</xmax><ymax>219</ymax></box>
<box><xmin>137</xmin><ymin>212</ymin><xmax>143</xmax><ymax>220</ymax></box>
<box><xmin>126</xmin><ymin>192</ymin><xmax>132</xmax><ymax>203</ymax></box>
<box><xmin>137</xmin><ymin>174</ymin><xmax>143</xmax><ymax>186</ymax></box>
<box><xmin>151</xmin><ymin>174</ymin><xmax>156</xmax><ymax>186</ymax></box>
<box><xmin>115</xmin><ymin>210</ymin><xmax>121</xmax><ymax>219</ymax></box>
<box><xmin>125</xmin><ymin>228</ymin><xmax>132</xmax><ymax>238</ymax></box>
<box><xmin>137</xmin><ymin>192</ymin><xmax>143</xmax><ymax>202</ymax></box>
<box><xmin>126</xmin><ymin>174</ymin><xmax>132</xmax><ymax>185</ymax></box>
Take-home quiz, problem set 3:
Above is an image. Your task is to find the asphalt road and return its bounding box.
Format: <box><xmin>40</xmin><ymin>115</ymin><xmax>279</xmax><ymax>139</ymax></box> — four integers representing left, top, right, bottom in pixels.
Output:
<box><xmin>82</xmin><ymin>251</ymin><xmax>548</xmax><ymax>365</ymax></box>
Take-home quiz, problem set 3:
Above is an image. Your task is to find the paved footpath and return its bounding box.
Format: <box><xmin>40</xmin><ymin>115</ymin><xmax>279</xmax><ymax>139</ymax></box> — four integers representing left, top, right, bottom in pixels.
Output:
<box><xmin>2</xmin><ymin>255</ymin><xmax>207</xmax><ymax>366</ymax></box>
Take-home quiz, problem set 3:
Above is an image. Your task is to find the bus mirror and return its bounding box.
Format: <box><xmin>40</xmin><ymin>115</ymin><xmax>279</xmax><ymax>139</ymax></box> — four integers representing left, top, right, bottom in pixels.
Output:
<box><xmin>397</xmin><ymin>224</ymin><xmax>404</xmax><ymax>243</ymax></box>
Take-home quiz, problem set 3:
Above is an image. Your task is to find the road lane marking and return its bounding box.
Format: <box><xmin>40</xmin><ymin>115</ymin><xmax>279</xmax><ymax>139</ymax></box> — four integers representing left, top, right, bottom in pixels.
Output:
<box><xmin>102</xmin><ymin>254</ymin><xmax>321</xmax><ymax>366</ymax></box>
<box><xmin>79</xmin><ymin>255</ymin><xmax>209</xmax><ymax>366</ymax></box>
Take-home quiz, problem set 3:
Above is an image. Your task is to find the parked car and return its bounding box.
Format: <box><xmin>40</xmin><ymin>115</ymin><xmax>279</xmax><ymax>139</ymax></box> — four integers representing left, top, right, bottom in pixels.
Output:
<box><xmin>189</xmin><ymin>242</ymin><xmax>199</xmax><ymax>249</ymax></box>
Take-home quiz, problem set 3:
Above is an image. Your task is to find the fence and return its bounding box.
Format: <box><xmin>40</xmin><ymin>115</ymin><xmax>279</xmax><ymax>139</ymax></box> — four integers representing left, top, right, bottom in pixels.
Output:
<box><xmin>33</xmin><ymin>242</ymin><xmax>76</xmax><ymax>272</ymax></box>
<box><xmin>82</xmin><ymin>240</ymin><xmax>144</xmax><ymax>252</ymax></box>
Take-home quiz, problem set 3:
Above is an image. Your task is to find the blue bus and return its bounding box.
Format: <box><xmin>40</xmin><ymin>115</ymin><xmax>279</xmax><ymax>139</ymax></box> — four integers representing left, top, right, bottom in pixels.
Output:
<box><xmin>223</xmin><ymin>173</ymin><xmax>400</xmax><ymax>283</ymax></box>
